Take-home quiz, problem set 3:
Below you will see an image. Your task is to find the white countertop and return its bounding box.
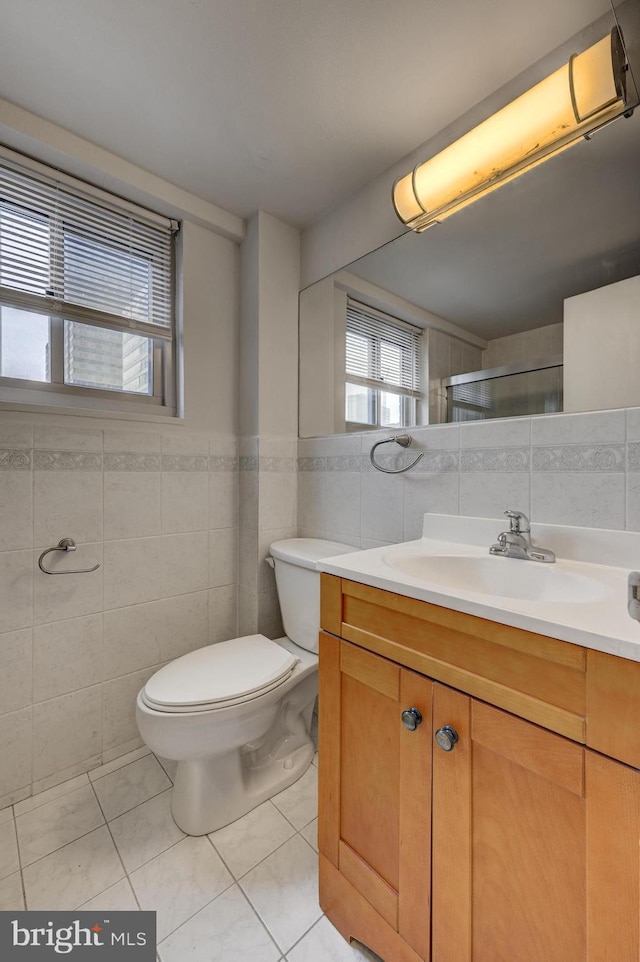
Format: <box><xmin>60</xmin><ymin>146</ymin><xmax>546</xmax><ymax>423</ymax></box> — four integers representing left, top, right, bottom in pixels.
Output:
<box><xmin>317</xmin><ymin>514</ymin><xmax>640</xmax><ymax>663</ymax></box>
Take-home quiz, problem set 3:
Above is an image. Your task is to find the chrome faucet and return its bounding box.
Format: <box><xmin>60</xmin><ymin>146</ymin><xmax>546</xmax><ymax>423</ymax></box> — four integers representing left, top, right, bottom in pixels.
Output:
<box><xmin>489</xmin><ymin>510</ymin><xmax>556</xmax><ymax>563</ymax></box>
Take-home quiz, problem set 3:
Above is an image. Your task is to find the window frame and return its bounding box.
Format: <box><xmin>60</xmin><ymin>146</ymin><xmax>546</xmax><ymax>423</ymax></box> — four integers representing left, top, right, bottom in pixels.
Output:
<box><xmin>0</xmin><ymin>148</ymin><xmax>179</xmax><ymax>418</ymax></box>
<box><xmin>345</xmin><ymin>299</ymin><xmax>423</xmax><ymax>431</ymax></box>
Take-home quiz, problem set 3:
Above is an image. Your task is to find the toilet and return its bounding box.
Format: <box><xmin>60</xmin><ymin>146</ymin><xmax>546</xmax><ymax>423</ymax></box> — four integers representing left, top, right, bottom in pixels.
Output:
<box><xmin>135</xmin><ymin>537</ymin><xmax>355</xmax><ymax>835</ymax></box>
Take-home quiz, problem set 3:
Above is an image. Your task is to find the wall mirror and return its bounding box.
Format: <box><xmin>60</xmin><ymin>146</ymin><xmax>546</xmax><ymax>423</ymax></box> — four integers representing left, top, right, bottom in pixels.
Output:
<box><xmin>299</xmin><ymin>10</ymin><xmax>640</xmax><ymax>438</ymax></box>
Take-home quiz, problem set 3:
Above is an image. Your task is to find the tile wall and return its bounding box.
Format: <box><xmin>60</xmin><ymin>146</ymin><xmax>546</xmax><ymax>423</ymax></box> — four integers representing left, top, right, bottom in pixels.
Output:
<box><xmin>239</xmin><ymin>437</ymin><xmax>298</xmax><ymax>639</ymax></box>
<box><xmin>298</xmin><ymin>407</ymin><xmax>640</xmax><ymax>547</ymax></box>
<box><xmin>0</xmin><ymin>419</ymin><xmax>239</xmax><ymax>808</ymax></box>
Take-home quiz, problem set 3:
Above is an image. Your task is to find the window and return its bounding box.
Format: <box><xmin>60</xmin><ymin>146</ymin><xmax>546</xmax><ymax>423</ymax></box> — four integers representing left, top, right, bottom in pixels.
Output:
<box><xmin>345</xmin><ymin>299</ymin><xmax>423</xmax><ymax>429</ymax></box>
<box><xmin>0</xmin><ymin>152</ymin><xmax>178</xmax><ymax>413</ymax></box>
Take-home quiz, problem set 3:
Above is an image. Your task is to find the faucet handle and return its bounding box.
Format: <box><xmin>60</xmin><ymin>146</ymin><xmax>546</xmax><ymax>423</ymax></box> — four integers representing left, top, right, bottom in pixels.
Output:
<box><xmin>504</xmin><ymin>509</ymin><xmax>530</xmax><ymax>534</ymax></box>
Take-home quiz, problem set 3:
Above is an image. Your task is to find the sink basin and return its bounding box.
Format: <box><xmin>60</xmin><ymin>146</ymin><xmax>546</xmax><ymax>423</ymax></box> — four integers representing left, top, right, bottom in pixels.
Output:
<box><xmin>384</xmin><ymin>552</ymin><xmax>609</xmax><ymax>603</ymax></box>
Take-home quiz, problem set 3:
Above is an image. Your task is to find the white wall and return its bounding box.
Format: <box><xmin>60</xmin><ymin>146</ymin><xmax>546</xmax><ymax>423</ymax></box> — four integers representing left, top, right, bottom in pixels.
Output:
<box><xmin>238</xmin><ymin>212</ymin><xmax>301</xmax><ymax>640</ymax></box>
<box><xmin>564</xmin><ymin>276</ymin><xmax>640</xmax><ymax>414</ymax></box>
<box><xmin>0</xmin><ymin>114</ymin><xmax>243</xmax><ymax>807</ymax></box>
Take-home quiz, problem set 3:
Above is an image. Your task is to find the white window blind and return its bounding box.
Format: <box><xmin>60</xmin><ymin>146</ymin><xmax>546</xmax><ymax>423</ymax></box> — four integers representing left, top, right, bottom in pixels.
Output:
<box><xmin>0</xmin><ymin>152</ymin><xmax>178</xmax><ymax>411</ymax></box>
<box><xmin>346</xmin><ymin>299</ymin><xmax>422</xmax><ymax>398</ymax></box>
<box><xmin>0</xmin><ymin>157</ymin><xmax>176</xmax><ymax>341</ymax></box>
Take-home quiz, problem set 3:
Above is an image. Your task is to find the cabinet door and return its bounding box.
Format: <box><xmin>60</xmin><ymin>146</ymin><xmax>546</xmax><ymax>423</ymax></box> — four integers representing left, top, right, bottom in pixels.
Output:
<box><xmin>432</xmin><ymin>684</ymin><xmax>640</xmax><ymax>962</ymax></box>
<box><xmin>319</xmin><ymin>633</ymin><xmax>432</xmax><ymax>962</ymax></box>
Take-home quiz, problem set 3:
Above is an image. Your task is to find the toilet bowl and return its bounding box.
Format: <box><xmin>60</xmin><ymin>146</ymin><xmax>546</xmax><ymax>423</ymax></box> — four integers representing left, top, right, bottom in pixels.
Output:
<box><xmin>135</xmin><ymin>537</ymin><xmax>355</xmax><ymax>835</ymax></box>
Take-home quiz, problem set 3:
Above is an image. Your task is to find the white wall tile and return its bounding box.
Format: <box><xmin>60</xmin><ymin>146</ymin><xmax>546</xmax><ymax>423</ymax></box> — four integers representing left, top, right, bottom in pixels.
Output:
<box><xmin>161</xmin><ymin>433</ymin><xmax>209</xmax><ymax>457</ymax></box>
<box><xmin>209</xmin><ymin>585</ymin><xmax>238</xmax><ymax>644</ymax></box>
<box><xmin>34</xmin><ymin>471</ymin><xmax>103</xmax><ymax>547</ymax></box>
<box><xmin>627</xmin><ymin>474</ymin><xmax>640</xmax><ymax>531</ymax></box>
<box><xmin>104</xmin><ymin>472</ymin><xmax>161</xmax><ymax>541</ymax></box>
<box><xmin>209</xmin><ymin>527</ymin><xmax>237</xmax><ymax>588</ymax></box>
<box><xmin>0</xmin><ymin>424</ymin><xmax>32</xmax><ymax>448</ymax></box>
<box><xmin>103</xmin><ymin>430</ymin><xmax>161</xmax><ymax>454</ymax></box>
<box><xmin>531</xmin><ymin>473</ymin><xmax>626</xmax><ymax>529</ymax></box>
<box><xmin>32</xmin><ymin>685</ymin><xmax>102</xmax><ymax>781</ymax></box>
<box><xmin>102</xmin><ymin>667</ymin><xmax>155</xmax><ymax>754</ymax></box>
<box><xmin>33</xmin><ymin>544</ymin><xmax>102</xmax><ymax>625</ymax></box>
<box><xmin>208</xmin><ymin>471</ymin><xmax>238</xmax><ymax>530</ymax></box>
<box><xmin>360</xmin><ymin>473</ymin><xmax>404</xmax><ymax>544</ymax></box>
<box><xmin>162</xmin><ymin>472</ymin><xmax>209</xmax><ymax>534</ymax></box>
<box><xmin>626</xmin><ymin>407</ymin><xmax>640</xmax><ymax>442</ymax></box>
<box><xmin>160</xmin><ymin>532</ymin><xmax>209</xmax><ymax>598</ymax></box>
<box><xmin>403</xmin><ymin>474</ymin><xmax>460</xmax><ymax>541</ymax></box>
<box><xmin>0</xmin><ymin>628</ymin><xmax>32</xmax><ymax>714</ymax></box>
<box><xmin>259</xmin><ymin>472</ymin><xmax>298</xmax><ymax>530</ymax></box>
<box><xmin>155</xmin><ymin>591</ymin><xmax>209</xmax><ymax>661</ymax></box>
<box><xmin>33</xmin><ymin>427</ymin><xmax>102</xmax><ymax>452</ymax></box>
<box><xmin>258</xmin><ymin>588</ymin><xmax>284</xmax><ymax>640</ymax></box>
<box><xmin>459</xmin><ymin>472</ymin><xmax>530</xmax><ymax>520</ymax></box>
<box><xmin>0</xmin><ymin>472</ymin><xmax>33</xmax><ymax>551</ymax></box>
<box><xmin>460</xmin><ymin>417</ymin><xmax>531</xmax><ymax>449</ymax></box>
<box><xmin>0</xmin><ymin>708</ymin><xmax>32</xmax><ymax>799</ymax></box>
<box><xmin>532</xmin><ymin>409</ymin><xmax>626</xmax><ymax>446</ymax></box>
<box><xmin>103</xmin><ymin>603</ymin><xmax>161</xmax><ymax>679</ymax></box>
<box><xmin>33</xmin><ymin>614</ymin><xmax>102</xmax><ymax>702</ymax></box>
<box><xmin>104</xmin><ymin>538</ymin><xmax>161</xmax><ymax>609</ymax></box>
<box><xmin>0</xmin><ymin>550</ymin><xmax>32</xmax><ymax>632</ymax></box>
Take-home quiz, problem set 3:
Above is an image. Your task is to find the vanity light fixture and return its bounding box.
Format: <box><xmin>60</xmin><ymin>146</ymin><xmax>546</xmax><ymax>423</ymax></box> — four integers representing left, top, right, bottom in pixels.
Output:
<box><xmin>392</xmin><ymin>27</ymin><xmax>633</xmax><ymax>232</ymax></box>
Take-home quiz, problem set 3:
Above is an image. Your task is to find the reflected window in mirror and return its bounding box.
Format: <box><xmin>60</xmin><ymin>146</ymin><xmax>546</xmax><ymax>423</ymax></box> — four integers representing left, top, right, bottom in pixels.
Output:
<box><xmin>345</xmin><ymin>300</ymin><xmax>424</xmax><ymax>431</ymax></box>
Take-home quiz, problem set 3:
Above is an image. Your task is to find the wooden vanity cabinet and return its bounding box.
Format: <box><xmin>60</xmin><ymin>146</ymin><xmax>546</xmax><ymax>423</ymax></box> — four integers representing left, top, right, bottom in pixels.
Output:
<box><xmin>318</xmin><ymin>574</ymin><xmax>640</xmax><ymax>962</ymax></box>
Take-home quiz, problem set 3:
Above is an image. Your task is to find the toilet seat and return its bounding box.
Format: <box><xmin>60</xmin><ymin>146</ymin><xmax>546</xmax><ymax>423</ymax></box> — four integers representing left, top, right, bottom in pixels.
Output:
<box><xmin>141</xmin><ymin>634</ymin><xmax>299</xmax><ymax>713</ymax></box>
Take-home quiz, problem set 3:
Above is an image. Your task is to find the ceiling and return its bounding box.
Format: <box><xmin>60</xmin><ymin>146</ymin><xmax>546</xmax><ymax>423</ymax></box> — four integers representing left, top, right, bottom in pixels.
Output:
<box><xmin>0</xmin><ymin>0</ymin><xmax>612</xmax><ymax>226</ymax></box>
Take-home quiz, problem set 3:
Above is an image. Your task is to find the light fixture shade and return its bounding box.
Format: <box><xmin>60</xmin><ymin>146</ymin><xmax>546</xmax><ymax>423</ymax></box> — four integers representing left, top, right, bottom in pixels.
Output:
<box><xmin>393</xmin><ymin>28</ymin><xmax>630</xmax><ymax>231</ymax></box>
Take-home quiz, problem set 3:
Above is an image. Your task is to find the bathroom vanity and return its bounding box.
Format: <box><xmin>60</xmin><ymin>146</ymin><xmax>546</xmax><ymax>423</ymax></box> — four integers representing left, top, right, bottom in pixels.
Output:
<box><xmin>316</xmin><ymin>517</ymin><xmax>640</xmax><ymax>962</ymax></box>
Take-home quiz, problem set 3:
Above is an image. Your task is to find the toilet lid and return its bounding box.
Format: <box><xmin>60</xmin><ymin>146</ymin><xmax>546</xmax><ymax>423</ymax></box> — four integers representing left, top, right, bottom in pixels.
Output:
<box><xmin>142</xmin><ymin>635</ymin><xmax>298</xmax><ymax>711</ymax></box>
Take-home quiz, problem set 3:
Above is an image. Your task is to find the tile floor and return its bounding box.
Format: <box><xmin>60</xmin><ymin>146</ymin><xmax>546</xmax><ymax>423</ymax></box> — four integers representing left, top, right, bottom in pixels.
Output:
<box><xmin>0</xmin><ymin>747</ymin><xmax>382</xmax><ymax>961</ymax></box>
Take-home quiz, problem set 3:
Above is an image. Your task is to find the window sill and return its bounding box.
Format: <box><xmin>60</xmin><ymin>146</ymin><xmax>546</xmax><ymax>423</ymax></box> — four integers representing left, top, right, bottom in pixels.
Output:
<box><xmin>0</xmin><ymin>395</ymin><xmax>181</xmax><ymax>424</ymax></box>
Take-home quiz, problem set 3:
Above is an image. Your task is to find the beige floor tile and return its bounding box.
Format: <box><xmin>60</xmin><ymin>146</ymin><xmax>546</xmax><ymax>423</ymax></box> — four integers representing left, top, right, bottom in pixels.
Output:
<box><xmin>240</xmin><ymin>834</ymin><xmax>321</xmax><ymax>953</ymax></box>
<box><xmin>158</xmin><ymin>884</ymin><xmax>280</xmax><ymax>962</ymax></box>
<box><xmin>272</xmin><ymin>765</ymin><xmax>318</xmax><ymax>831</ymax></box>
<box><xmin>110</xmin><ymin>790</ymin><xmax>185</xmax><ymax>873</ymax></box>
<box><xmin>23</xmin><ymin>826</ymin><xmax>124</xmax><ymax>910</ymax></box>
<box><xmin>16</xmin><ymin>784</ymin><xmax>104</xmax><ymax>866</ymax></box>
<box><xmin>209</xmin><ymin>800</ymin><xmax>295</xmax><ymax>879</ymax></box>
<box><xmin>129</xmin><ymin>835</ymin><xmax>233</xmax><ymax>941</ymax></box>
<box><xmin>92</xmin><ymin>756</ymin><xmax>171</xmax><ymax>821</ymax></box>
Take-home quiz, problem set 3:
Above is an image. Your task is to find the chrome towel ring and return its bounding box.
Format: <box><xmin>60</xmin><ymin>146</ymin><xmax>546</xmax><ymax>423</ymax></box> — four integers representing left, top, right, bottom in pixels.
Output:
<box><xmin>369</xmin><ymin>434</ymin><xmax>424</xmax><ymax>474</ymax></box>
<box><xmin>38</xmin><ymin>538</ymin><xmax>101</xmax><ymax>575</ymax></box>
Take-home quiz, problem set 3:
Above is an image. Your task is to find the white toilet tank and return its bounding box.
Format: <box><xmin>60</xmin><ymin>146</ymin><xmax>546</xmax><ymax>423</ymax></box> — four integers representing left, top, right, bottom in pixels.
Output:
<box><xmin>269</xmin><ymin>538</ymin><xmax>356</xmax><ymax>653</ymax></box>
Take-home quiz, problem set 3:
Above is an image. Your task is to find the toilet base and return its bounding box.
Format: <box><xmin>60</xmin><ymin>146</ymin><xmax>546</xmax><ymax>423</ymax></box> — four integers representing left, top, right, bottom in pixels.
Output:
<box><xmin>170</xmin><ymin>737</ymin><xmax>314</xmax><ymax>835</ymax></box>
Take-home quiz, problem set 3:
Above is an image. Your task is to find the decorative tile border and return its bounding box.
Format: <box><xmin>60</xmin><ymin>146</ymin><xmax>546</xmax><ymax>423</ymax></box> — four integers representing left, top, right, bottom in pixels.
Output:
<box><xmin>627</xmin><ymin>443</ymin><xmax>640</xmax><ymax>471</ymax></box>
<box><xmin>104</xmin><ymin>453</ymin><xmax>161</xmax><ymax>472</ymax></box>
<box><xmin>460</xmin><ymin>447</ymin><xmax>530</xmax><ymax>472</ymax></box>
<box><xmin>298</xmin><ymin>456</ymin><xmax>361</xmax><ymax>472</ymax></box>
<box><xmin>363</xmin><ymin>451</ymin><xmax>459</xmax><ymax>474</ymax></box>
<box><xmin>161</xmin><ymin>454</ymin><xmax>208</xmax><ymax>472</ymax></box>
<box><xmin>209</xmin><ymin>456</ymin><xmax>238</xmax><ymax>472</ymax></box>
<box><xmin>0</xmin><ymin>449</ymin><xmax>31</xmax><ymax>470</ymax></box>
<box><xmin>532</xmin><ymin>444</ymin><xmax>625</xmax><ymax>472</ymax></box>
<box><xmin>259</xmin><ymin>457</ymin><xmax>297</xmax><ymax>472</ymax></box>
<box><xmin>34</xmin><ymin>451</ymin><xmax>103</xmax><ymax>471</ymax></box>
<box><xmin>239</xmin><ymin>456</ymin><xmax>258</xmax><ymax>472</ymax></box>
